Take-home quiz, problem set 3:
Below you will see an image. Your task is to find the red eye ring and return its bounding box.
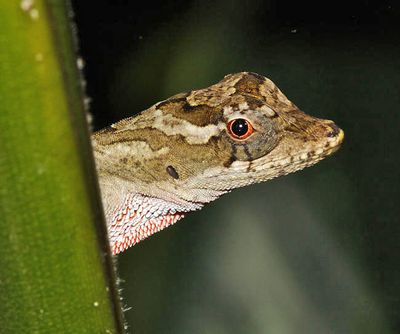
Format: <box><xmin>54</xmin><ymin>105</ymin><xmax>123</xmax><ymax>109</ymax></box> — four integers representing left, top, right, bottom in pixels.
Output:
<box><xmin>227</xmin><ymin>118</ymin><xmax>254</xmax><ymax>140</ymax></box>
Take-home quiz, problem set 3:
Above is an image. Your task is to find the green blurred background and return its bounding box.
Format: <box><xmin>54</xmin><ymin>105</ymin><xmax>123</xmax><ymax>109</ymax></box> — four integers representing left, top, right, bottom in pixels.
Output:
<box><xmin>73</xmin><ymin>1</ymin><xmax>400</xmax><ymax>333</ymax></box>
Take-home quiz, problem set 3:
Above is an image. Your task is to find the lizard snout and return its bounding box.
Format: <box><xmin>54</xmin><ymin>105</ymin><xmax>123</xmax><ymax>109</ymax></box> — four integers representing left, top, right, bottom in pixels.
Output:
<box><xmin>325</xmin><ymin>121</ymin><xmax>345</xmax><ymax>151</ymax></box>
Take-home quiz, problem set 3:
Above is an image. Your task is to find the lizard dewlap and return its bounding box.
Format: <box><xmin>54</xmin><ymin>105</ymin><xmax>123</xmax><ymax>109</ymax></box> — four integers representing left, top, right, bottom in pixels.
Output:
<box><xmin>92</xmin><ymin>72</ymin><xmax>344</xmax><ymax>254</ymax></box>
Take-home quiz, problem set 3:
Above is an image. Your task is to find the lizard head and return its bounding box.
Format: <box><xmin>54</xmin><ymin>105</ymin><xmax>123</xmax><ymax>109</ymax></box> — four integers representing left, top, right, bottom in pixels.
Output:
<box><xmin>182</xmin><ymin>72</ymin><xmax>345</xmax><ymax>193</ymax></box>
<box><xmin>92</xmin><ymin>72</ymin><xmax>344</xmax><ymax>253</ymax></box>
<box><xmin>93</xmin><ymin>72</ymin><xmax>343</xmax><ymax>205</ymax></box>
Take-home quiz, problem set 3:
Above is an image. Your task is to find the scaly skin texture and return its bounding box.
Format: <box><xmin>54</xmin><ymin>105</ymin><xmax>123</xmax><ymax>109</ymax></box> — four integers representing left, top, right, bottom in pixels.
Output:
<box><xmin>92</xmin><ymin>72</ymin><xmax>344</xmax><ymax>254</ymax></box>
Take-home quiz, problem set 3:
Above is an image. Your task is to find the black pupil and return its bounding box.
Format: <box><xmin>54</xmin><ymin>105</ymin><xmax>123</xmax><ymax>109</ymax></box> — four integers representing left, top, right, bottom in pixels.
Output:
<box><xmin>231</xmin><ymin>119</ymin><xmax>248</xmax><ymax>137</ymax></box>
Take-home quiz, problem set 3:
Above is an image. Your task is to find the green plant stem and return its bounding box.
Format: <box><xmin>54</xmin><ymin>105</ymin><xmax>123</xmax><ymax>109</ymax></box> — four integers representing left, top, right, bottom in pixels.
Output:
<box><xmin>0</xmin><ymin>1</ymin><xmax>124</xmax><ymax>332</ymax></box>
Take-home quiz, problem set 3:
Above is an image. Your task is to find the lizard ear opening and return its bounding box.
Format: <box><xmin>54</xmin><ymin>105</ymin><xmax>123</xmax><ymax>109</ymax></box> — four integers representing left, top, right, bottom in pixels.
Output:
<box><xmin>166</xmin><ymin>165</ymin><xmax>179</xmax><ymax>180</ymax></box>
<box><xmin>227</xmin><ymin>118</ymin><xmax>254</xmax><ymax>140</ymax></box>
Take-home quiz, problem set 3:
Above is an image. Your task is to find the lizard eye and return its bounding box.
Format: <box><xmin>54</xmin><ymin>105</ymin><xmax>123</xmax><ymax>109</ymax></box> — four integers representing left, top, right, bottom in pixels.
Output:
<box><xmin>227</xmin><ymin>118</ymin><xmax>254</xmax><ymax>140</ymax></box>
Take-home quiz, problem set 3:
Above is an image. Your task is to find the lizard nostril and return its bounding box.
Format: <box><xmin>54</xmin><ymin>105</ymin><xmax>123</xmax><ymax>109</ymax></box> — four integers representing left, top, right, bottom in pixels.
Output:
<box><xmin>327</xmin><ymin>123</ymin><xmax>340</xmax><ymax>138</ymax></box>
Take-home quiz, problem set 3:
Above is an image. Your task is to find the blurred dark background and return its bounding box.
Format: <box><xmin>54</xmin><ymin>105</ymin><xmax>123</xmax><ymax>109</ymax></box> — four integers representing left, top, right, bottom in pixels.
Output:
<box><xmin>72</xmin><ymin>1</ymin><xmax>400</xmax><ymax>333</ymax></box>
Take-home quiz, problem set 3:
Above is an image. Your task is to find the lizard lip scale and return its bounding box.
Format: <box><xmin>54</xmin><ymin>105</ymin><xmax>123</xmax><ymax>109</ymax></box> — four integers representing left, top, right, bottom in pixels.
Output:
<box><xmin>92</xmin><ymin>72</ymin><xmax>344</xmax><ymax>254</ymax></box>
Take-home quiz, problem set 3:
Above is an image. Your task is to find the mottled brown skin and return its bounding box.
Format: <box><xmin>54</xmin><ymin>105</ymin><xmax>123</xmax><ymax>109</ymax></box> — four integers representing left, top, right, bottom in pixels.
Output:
<box><xmin>92</xmin><ymin>72</ymin><xmax>344</xmax><ymax>241</ymax></box>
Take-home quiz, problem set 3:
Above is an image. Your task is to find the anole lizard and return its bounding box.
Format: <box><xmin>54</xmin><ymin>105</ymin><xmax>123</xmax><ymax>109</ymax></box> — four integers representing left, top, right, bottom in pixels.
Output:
<box><xmin>92</xmin><ymin>72</ymin><xmax>344</xmax><ymax>255</ymax></box>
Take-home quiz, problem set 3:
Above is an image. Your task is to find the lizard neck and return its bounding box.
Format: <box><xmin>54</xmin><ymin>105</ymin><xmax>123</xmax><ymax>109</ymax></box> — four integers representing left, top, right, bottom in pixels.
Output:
<box><xmin>93</xmin><ymin>144</ymin><xmax>227</xmax><ymax>254</ymax></box>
